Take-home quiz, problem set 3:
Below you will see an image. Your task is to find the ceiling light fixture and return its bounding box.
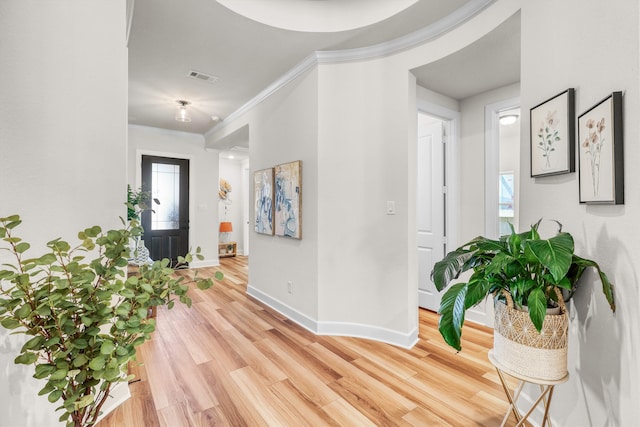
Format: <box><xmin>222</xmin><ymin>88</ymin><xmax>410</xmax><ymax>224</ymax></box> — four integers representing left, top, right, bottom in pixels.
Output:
<box><xmin>175</xmin><ymin>100</ymin><xmax>192</xmax><ymax>123</ymax></box>
<box><xmin>499</xmin><ymin>114</ymin><xmax>519</xmax><ymax>125</ymax></box>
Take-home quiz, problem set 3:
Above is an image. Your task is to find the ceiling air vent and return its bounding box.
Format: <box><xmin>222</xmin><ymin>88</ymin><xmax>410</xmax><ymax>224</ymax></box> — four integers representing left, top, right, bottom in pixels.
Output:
<box><xmin>187</xmin><ymin>70</ymin><xmax>219</xmax><ymax>84</ymax></box>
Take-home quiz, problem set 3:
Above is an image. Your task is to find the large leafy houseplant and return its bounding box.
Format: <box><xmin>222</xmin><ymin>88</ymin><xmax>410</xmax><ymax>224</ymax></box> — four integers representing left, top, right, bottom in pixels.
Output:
<box><xmin>431</xmin><ymin>220</ymin><xmax>615</xmax><ymax>351</ymax></box>
<box><xmin>0</xmin><ymin>214</ymin><xmax>223</xmax><ymax>426</ymax></box>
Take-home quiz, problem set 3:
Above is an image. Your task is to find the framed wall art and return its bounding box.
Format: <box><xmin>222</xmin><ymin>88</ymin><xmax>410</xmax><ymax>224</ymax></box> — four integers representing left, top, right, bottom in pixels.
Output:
<box><xmin>254</xmin><ymin>168</ymin><xmax>274</xmax><ymax>235</ymax></box>
<box><xmin>578</xmin><ymin>91</ymin><xmax>624</xmax><ymax>204</ymax></box>
<box><xmin>274</xmin><ymin>160</ymin><xmax>302</xmax><ymax>239</ymax></box>
<box><xmin>530</xmin><ymin>88</ymin><xmax>575</xmax><ymax>177</ymax></box>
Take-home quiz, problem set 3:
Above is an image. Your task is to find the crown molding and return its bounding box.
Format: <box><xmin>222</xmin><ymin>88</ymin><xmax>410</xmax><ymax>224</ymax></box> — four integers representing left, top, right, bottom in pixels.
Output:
<box><xmin>316</xmin><ymin>0</ymin><xmax>495</xmax><ymax>63</ymax></box>
<box><xmin>206</xmin><ymin>0</ymin><xmax>496</xmax><ymax>139</ymax></box>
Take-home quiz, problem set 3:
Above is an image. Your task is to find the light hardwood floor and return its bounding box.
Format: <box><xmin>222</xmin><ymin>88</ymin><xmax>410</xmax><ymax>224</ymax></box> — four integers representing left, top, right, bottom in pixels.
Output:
<box><xmin>101</xmin><ymin>256</ymin><xmax>518</xmax><ymax>426</ymax></box>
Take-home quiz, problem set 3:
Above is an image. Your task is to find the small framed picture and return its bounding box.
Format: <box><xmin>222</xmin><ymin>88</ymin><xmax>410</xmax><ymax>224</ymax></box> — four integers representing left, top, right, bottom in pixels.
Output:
<box><xmin>274</xmin><ymin>161</ymin><xmax>302</xmax><ymax>239</ymax></box>
<box><xmin>578</xmin><ymin>92</ymin><xmax>624</xmax><ymax>204</ymax></box>
<box><xmin>530</xmin><ymin>88</ymin><xmax>575</xmax><ymax>177</ymax></box>
<box><xmin>254</xmin><ymin>168</ymin><xmax>274</xmax><ymax>235</ymax></box>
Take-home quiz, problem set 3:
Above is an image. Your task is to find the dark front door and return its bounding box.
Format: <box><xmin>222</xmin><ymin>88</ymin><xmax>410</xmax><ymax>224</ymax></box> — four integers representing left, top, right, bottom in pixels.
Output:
<box><xmin>141</xmin><ymin>155</ymin><xmax>189</xmax><ymax>265</ymax></box>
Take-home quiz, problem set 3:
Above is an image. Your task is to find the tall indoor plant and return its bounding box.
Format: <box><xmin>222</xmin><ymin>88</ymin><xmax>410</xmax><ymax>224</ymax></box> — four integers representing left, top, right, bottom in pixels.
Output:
<box><xmin>0</xmin><ymin>214</ymin><xmax>223</xmax><ymax>426</ymax></box>
<box><xmin>431</xmin><ymin>220</ymin><xmax>615</xmax><ymax>352</ymax></box>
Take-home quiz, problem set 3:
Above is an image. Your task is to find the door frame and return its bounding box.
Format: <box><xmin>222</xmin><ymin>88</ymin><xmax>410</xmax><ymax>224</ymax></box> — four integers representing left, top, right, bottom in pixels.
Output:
<box><xmin>135</xmin><ymin>149</ymin><xmax>194</xmax><ymax>258</ymax></box>
<box><xmin>417</xmin><ymin>99</ymin><xmax>461</xmax><ymax>253</ymax></box>
<box><xmin>484</xmin><ymin>97</ymin><xmax>520</xmax><ymax>239</ymax></box>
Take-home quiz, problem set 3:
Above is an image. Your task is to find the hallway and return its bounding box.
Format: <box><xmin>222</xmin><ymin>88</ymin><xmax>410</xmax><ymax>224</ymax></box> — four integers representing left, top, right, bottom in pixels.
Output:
<box><xmin>101</xmin><ymin>256</ymin><xmax>518</xmax><ymax>426</ymax></box>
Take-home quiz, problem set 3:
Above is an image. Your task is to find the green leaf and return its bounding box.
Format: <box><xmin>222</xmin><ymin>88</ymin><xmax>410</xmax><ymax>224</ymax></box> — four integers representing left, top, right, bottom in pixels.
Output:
<box><xmin>527</xmin><ymin>288</ymin><xmax>547</xmax><ymax>332</ymax></box>
<box><xmin>15</xmin><ymin>352</ymin><xmax>38</xmax><ymax>365</ymax></box>
<box><xmin>88</xmin><ymin>356</ymin><xmax>106</xmax><ymax>371</ymax></box>
<box><xmin>15</xmin><ymin>242</ymin><xmax>30</xmax><ymax>254</ymax></box>
<box><xmin>140</xmin><ymin>283</ymin><xmax>154</xmax><ymax>294</ymax></box>
<box><xmin>6</xmin><ymin>219</ymin><xmax>22</xmax><ymax>230</ymax></box>
<box><xmin>100</xmin><ymin>340</ymin><xmax>115</xmax><ymax>355</ymax></box>
<box><xmin>85</xmin><ymin>226</ymin><xmax>102</xmax><ymax>238</ymax></box>
<box><xmin>120</xmin><ymin>288</ymin><xmax>135</xmax><ymax>299</ymax></box>
<box><xmin>21</xmin><ymin>335</ymin><xmax>44</xmax><ymax>351</ymax></box>
<box><xmin>437</xmin><ymin>282</ymin><xmax>468</xmax><ymax>351</ymax></box>
<box><xmin>50</xmin><ymin>369</ymin><xmax>68</xmax><ymax>381</ymax></box>
<box><xmin>572</xmin><ymin>255</ymin><xmax>616</xmax><ymax>311</ymax></box>
<box><xmin>44</xmin><ymin>336</ymin><xmax>60</xmax><ymax>347</ymax></box>
<box><xmin>48</xmin><ymin>389</ymin><xmax>63</xmax><ymax>403</ymax></box>
<box><xmin>38</xmin><ymin>383</ymin><xmax>55</xmax><ymax>396</ymax></box>
<box><xmin>49</xmin><ymin>240</ymin><xmax>70</xmax><ymax>252</ymax></box>
<box><xmin>16</xmin><ymin>304</ymin><xmax>31</xmax><ymax>319</ymax></box>
<box><xmin>464</xmin><ymin>275</ymin><xmax>492</xmax><ymax>309</ymax></box>
<box><xmin>430</xmin><ymin>249</ymin><xmax>474</xmax><ymax>291</ymax></box>
<box><xmin>34</xmin><ymin>363</ymin><xmax>56</xmax><ymax>379</ymax></box>
<box><xmin>527</xmin><ymin>233</ymin><xmax>574</xmax><ymax>282</ymax></box>
<box><xmin>37</xmin><ymin>253</ymin><xmax>57</xmax><ymax>265</ymax></box>
<box><xmin>196</xmin><ymin>278</ymin><xmax>214</xmax><ymax>290</ymax></box>
<box><xmin>75</xmin><ymin>394</ymin><xmax>95</xmax><ymax>410</ymax></box>
<box><xmin>72</xmin><ymin>339</ymin><xmax>88</xmax><ymax>350</ymax></box>
<box><xmin>0</xmin><ymin>318</ymin><xmax>21</xmax><ymax>329</ymax></box>
<box><xmin>73</xmin><ymin>354</ymin><xmax>89</xmax><ymax>368</ymax></box>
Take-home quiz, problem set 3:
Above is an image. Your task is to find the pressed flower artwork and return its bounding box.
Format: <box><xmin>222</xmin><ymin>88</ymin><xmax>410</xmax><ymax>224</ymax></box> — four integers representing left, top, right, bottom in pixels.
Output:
<box><xmin>582</xmin><ymin>118</ymin><xmax>607</xmax><ymax>197</ymax></box>
<box><xmin>578</xmin><ymin>92</ymin><xmax>624</xmax><ymax>204</ymax></box>
<box><xmin>530</xmin><ymin>89</ymin><xmax>575</xmax><ymax>177</ymax></box>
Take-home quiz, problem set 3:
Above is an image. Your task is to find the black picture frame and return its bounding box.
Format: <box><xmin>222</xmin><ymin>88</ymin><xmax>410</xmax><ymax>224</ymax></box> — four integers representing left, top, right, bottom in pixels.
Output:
<box><xmin>530</xmin><ymin>88</ymin><xmax>575</xmax><ymax>177</ymax></box>
<box><xmin>578</xmin><ymin>92</ymin><xmax>624</xmax><ymax>204</ymax></box>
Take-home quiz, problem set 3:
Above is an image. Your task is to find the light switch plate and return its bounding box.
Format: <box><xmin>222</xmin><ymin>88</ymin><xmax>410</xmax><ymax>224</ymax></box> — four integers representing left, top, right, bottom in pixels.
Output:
<box><xmin>386</xmin><ymin>201</ymin><xmax>395</xmax><ymax>215</ymax></box>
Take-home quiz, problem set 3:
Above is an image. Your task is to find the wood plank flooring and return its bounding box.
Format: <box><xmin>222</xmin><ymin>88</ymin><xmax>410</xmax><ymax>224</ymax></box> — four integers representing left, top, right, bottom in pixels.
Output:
<box><xmin>100</xmin><ymin>256</ymin><xmax>519</xmax><ymax>426</ymax></box>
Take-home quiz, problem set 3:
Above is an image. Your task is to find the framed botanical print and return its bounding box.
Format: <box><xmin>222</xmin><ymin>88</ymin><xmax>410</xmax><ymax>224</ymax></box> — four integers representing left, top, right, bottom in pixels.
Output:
<box><xmin>530</xmin><ymin>88</ymin><xmax>575</xmax><ymax>177</ymax></box>
<box><xmin>578</xmin><ymin>92</ymin><xmax>624</xmax><ymax>204</ymax></box>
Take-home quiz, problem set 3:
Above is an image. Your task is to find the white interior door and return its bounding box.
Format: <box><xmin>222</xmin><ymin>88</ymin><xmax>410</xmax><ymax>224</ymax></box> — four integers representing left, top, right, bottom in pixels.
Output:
<box><xmin>417</xmin><ymin>113</ymin><xmax>445</xmax><ymax>311</ymax></box>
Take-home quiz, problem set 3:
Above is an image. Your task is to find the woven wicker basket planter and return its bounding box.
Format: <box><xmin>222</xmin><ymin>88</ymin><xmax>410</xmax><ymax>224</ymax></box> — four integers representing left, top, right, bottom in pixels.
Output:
<box><xmin>493</xmin><ymin>289</ymin><xmax>568</xmax><ymax>381</ymax></box>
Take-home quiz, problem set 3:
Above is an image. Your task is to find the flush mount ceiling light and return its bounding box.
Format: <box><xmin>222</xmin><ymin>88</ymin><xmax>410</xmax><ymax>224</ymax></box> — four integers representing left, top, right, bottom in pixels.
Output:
<box><xmin>499</xmin><ymin>114</ymin><xmax>519</xmax><ymax>125</ymax></box>
<box><xmin>175</xmin><ymin>100</ymin><xmax>192</xmax><ymax>123</ymax></box>
<box><xmin>216</xmin><ymin>0</ymin><xmax>418</xmax><ymax>32</ymax></box>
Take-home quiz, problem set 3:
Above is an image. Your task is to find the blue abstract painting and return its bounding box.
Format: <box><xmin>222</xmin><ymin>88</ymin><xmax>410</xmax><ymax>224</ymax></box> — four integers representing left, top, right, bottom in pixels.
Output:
<box><xmin>274</xmin><ymin>161</ymin><xmax>301</xmax><ymax>239</ymax></box>
<box><xmin>254</xmin><ymin>168</ymin><xmax>274</xmax><ymax>235</ymax></box>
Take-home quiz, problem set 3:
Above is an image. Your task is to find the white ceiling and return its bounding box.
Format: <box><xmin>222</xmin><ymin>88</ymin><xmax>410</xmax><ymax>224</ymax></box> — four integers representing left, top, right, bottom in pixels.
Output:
<box><xmin>412</xmin><ymin>12</ymin><xmax>520</xmax><ymax>100</ymax></box>
<box><xmin>128</xmin><ymin>0</ymin><xmax>520</xmax><ymax>137</ymax></box>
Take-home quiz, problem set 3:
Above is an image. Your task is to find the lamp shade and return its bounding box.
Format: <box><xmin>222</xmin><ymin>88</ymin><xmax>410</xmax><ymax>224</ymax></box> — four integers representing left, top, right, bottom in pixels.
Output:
<box><xmin>219</xmin><ymin>221</ymin><xmax>233</xmax><ymax>232</ymax></box>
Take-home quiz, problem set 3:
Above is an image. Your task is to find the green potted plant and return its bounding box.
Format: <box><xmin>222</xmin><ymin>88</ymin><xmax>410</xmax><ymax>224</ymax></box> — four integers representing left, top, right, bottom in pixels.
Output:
<box><xmin>431</xmin><ymin>220</ymin><xmax>615</xmax><ymax>379</ymax></box>
<box><xmin>0</xmin><ymin>214</ymin><xmax>223</xmax><ymax>427</ymax></box>
<box><xmin>126</xmin><ymin>185</ymin><xmax>159</xmax><ymax>222</ymax></box>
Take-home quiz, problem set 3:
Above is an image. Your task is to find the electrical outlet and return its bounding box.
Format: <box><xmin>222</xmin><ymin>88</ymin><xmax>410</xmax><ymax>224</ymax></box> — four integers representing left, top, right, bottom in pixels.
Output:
<box><xmin>287</xmin><ymin>281</ymin><xmax>293</xmax><ymax>294</ymax></box>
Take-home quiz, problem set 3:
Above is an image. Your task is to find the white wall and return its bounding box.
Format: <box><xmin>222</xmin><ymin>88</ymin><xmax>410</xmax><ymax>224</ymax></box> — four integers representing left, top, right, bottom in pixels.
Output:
<box><xmin>209</xmin><ymin>68</ymin><xmax>320</xmax><ymax>323</ymax></box>
<box><xmin>219</xmin><ymin>158</ymin><xmax>246</xmax><ymax>254</ymax></box>
<box><xmin>128</xmin><ymin>125</ymin><xmax>220</xmax><ymax>267</ymax></box>
<box><xmin>317</xmin><ymin>58</ymin><xmax>417</xmax><ymax>342</ymax></box>
<box><xmin>520</xmin><ymin>0</ymin><xmax>640</xmax><ymax>425</ymax></box>
<box><xmin>206</xmin><ymin>0</ymin><xmax>521</xmax><ymax>347</ymax></box>
<box><xmin>0</xmin><ymin>1</ymin><xmax>128</xmax><ymax>425</ymax></box>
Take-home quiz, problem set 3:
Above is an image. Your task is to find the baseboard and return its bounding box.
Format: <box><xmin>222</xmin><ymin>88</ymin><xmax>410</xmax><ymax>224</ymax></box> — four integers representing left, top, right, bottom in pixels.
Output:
<box><xmin>190</xmin><ymin>258</ymin><xmax>220</xmax><ymax>269</ymax></box>
<box><xmin>246</xmin><ymin>285</ymin><xmax>317</xmax><ymax>332</ymax></box>
<box><xmin>246</xmin><ymin>285</ymin><xmax>419</xmax><ymax>349</ymax></box>
<box><xmin>317</xmin><ymin>321</ymin><xmax>418</xmax><ymax>349</ymax></box>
